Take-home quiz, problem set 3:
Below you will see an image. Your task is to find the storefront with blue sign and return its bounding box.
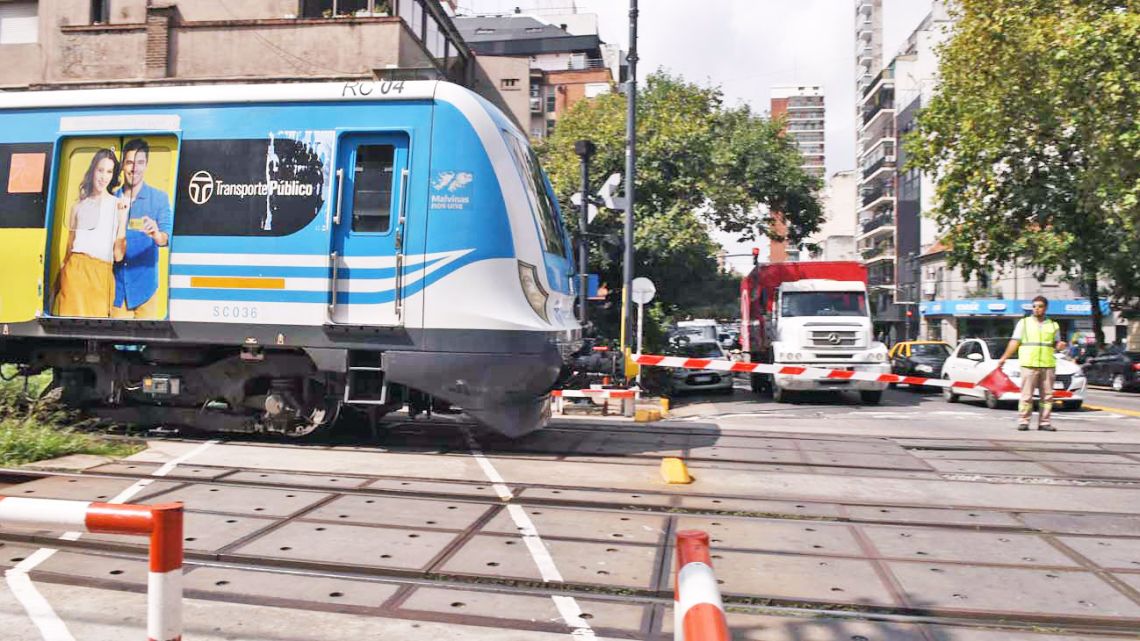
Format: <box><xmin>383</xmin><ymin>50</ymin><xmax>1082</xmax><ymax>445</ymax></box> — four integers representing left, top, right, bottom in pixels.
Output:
<box><xmin>919</xmin><ymin>298</ymin><xmax>1112</xmax><ymax>343</ymax></box>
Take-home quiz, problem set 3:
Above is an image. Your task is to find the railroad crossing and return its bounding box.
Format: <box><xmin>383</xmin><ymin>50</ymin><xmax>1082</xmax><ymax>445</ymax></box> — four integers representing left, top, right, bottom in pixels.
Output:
<box><xmin>2</xmin><ymin>387</ymin><xmax>1140</xmax><ymax>640</ymax></box>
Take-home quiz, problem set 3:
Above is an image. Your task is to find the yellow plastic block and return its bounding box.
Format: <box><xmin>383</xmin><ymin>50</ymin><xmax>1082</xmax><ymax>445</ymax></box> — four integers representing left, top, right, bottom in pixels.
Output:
<box><xmin>635</xmin><ymin>409</ymin><xmax>661</xmax><ymax>422</ymax></box>
<box><xmin>659</xmin><ymin>398</ymin><xmax>670</xmax><ymax>414</ymax></box>
<box><xmin>660</xmin><ymin>457</ymin><xmax>693</xmax><ymax>484</ymax></box>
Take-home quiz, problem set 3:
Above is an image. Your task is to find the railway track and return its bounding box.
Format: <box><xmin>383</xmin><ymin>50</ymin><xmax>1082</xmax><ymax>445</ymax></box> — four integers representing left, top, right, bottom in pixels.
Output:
<box><xmin>3</xmin><ymin>417</ymin><xmax>1140</xmax><ymax>639</ymax></box>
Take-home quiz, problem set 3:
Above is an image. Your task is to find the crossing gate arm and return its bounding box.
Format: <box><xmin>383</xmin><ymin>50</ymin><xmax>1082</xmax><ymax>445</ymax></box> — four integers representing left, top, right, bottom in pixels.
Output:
<box><xmin>674</xmin><ymin>530</ymin><xmax>730</xmax><ymax>641</ymax></box>
<box><xmin>632</xmin><ymin>354</ymin><xmax>1074</xmax><ymax>398</ymax></box>
<box><xmin>0</xmin><ymin>497</ymin><xmax>184</xmax><ymax>641</ymax></box>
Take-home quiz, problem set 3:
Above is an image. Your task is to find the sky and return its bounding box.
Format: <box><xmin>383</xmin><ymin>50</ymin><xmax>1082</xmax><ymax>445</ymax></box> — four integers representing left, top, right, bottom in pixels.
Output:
<box><xmin>458</xmin><ymin>0</ymin><xmax>936</xmax><ymax>270</ymax></box>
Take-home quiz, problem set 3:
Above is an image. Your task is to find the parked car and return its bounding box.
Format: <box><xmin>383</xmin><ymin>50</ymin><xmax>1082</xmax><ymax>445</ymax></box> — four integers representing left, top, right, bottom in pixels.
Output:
<box><xmin>941</xmin><ymin>338</ymin><xmax>1086</xmax><ymax>410</ymax></box>
<box><xmin>656</xmin><ymin>340</ymin><xmax>735</xmax><ymax>396</ymax></box>
<box><xmin>888</xmin><ymin>341</ymin><xmax>952</xmax><ymax>384</ymax></box>
<box><xmin>1082</xmin><ymin>345</ymin><xmax>1140</xmax><ymax>392</ymax></box>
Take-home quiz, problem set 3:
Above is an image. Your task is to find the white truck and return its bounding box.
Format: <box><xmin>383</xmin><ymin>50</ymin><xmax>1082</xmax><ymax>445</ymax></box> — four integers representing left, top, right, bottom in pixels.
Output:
<box><xmin>740</xmin><ymin>262</ymin><xmax>890</xmax><ymax>404</ymax></box>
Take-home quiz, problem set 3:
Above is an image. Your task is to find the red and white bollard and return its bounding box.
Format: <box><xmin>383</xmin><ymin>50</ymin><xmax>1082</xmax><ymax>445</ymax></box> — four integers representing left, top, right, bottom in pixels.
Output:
<box><xmin>674</xmin><ymin>529</ymin><xmax>730</xmax><ymax>641</ymax></box>
<box><xmin>0</xmin><ymin>497</ymin><xmax>184</xmax><ymax>641</ymax></box>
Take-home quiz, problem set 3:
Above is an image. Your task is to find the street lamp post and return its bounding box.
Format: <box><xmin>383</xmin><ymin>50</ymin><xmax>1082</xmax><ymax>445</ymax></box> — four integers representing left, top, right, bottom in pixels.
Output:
<box><xmin>573</xmin><ymin>140</ymin><xmax>596</xmax><ymax>326</ymax></box>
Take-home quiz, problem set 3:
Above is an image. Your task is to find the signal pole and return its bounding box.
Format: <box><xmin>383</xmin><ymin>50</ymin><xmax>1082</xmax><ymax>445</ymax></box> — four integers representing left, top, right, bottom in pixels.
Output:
<box><xmin>573</xmin><ymin>140</ymin><xmax>596</xmax><ymax>326</ymax></box>
<box><xmin>620</xmin><ymin>0</ymin><xmax>638</xmax><ymax>357</ymax></box>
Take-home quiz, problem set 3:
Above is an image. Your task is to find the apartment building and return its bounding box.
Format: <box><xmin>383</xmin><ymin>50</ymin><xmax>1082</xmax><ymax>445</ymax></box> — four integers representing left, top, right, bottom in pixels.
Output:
<box><xmin>804</xmin><ymin>170</ymin><xmax>857</xmax><ymax>262</ymax></box>
<box><xmin>0</xmin><ymin>0</ymin><xmax>470</xmax><ymax>89</ymax></box>
<box><xmin>769</xmin><ymin>85</ymin><xmax>826</xmax><ymax>262</ymax></box>
<box><xmin>455</xmin><ymin>11</ymin><xmax>622</xmax><ymax>138</ymax></box>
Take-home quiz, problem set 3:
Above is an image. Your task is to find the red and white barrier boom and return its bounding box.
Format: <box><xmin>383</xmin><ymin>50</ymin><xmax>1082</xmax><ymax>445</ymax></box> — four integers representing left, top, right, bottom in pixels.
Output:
<box><xmin>551</xmin><ymin>388</ymin><xmax>640</xmax><ymax>415</ymax></box>
<box><xmin>0</xmin><ymin>497</ymin><xmax>184</xmax><ymax>641</ymax></box>
<box><xmin>674</xmin><ymin>530</ymin><xmax>730</xmax><ymax>641</ymax></box>
<box><xmin>634</xmin><ymin>354</ymin><xmax>1071</xmax><ymax>399</ymax></box>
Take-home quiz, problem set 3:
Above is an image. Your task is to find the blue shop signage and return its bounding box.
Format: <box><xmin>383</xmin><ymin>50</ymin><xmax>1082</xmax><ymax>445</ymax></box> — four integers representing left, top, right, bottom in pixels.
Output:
<box><xmin>920</xmin><ymin>298</ymin><xmax>1110</xmax><ymax>317</ymax></box>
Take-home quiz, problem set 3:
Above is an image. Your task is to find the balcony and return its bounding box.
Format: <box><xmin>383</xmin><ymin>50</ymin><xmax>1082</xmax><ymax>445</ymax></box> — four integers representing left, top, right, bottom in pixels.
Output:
<box><xmin>860</xmin><ymin>212</ymin><xmax>894</xmax><ymax>234</ymax></box>
<box><xmin>858</xmin><ymin>137</ymin><xmax>895</xmax><ymax>162</ymax></box>
<box><xmin>862</xmin><ymin>99</ymin><xmax>895</xmax><ymax>126</ymax></box>
<box><xmin>861</xmin><ymin>242</ymin><xmax>895</xmax><ymax>261</ymax></box>
<box><xmin>861</xmin><ymin>67</ymin><xmax>894</xmax><ymax>100</ymax></box>
<box><xmin>861</xmin><ymin>183</ymin><xmax>894</xmax><ymax>206</ymax></box>
<box><xmin>868</xmin><ymin>271</ymin><xmax>895</xmax><ymax>288</ymax></box>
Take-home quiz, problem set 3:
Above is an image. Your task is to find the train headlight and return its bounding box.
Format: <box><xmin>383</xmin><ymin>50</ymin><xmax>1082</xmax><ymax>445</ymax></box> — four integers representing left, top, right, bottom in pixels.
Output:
<box><xmin>518</xmin><ymin>261</ymin><xmax>550</xmax><ymax>323</ymax></box>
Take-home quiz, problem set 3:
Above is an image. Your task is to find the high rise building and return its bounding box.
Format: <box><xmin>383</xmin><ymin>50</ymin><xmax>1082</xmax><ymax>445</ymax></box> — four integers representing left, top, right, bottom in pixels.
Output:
<box><xmin>769</xmin><ymin>85</ymin><xmax>825</xmax><ymax>262</ymax></box>
<box><xmin>854</xmin><ymin>0</ymin><xmax>899</xmax><ymax>340</ymax></box>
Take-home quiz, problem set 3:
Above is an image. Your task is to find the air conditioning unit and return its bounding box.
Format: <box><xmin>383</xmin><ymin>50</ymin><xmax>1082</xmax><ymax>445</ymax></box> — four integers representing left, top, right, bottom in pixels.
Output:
<box><xmin>529</xmin><ymin>97</ymin><xmax>542</xmax><ymax>113</ymax></box>
<box><xmin>885</xmin><ymin>155</ymin><xmax>897</xmax><ymax>163</ymax></box>
<box><xmin>922</xmin><ymin>283</ymin><xmax>936</xmax><ymax>296</ymax></box>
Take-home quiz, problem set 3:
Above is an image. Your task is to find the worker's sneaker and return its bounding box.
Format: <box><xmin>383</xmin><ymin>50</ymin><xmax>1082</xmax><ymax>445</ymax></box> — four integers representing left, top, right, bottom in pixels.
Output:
<box><xmin>1038</xmin><ymin>424</ymin><xmax>1056</xmax><ymax>432</ymax></box>
<box><xmin>1017</xmin><ymin>423</ymin><xmax>1029</xmax><ymax>431</ymax></box>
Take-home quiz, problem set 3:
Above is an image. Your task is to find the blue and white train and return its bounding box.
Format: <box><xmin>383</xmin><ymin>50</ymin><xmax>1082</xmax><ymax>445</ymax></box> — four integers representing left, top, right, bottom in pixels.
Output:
<box><xmin>0</xmin><ymin>80</ymin><xmax>581</xmax><ymax>437</ymax></box>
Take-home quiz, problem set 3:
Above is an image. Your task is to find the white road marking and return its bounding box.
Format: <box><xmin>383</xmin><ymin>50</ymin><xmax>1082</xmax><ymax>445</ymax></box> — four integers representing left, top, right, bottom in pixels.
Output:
<box><xmin>5</xmin><ymin>440</ymin><xmax>218</xmax><ymax>641</ymax></box>
<box><xmin>463</xmin><ymin>429</ymin><xmax>596</xmax><ymax>640</ymax></box>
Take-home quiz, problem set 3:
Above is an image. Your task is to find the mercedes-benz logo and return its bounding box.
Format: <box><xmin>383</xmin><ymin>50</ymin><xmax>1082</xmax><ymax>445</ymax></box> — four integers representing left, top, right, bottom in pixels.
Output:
<box><xmin>187</xmin><ymin>170</ymin><xmax>215</xmax><ymax>205</ymax></box>
<box><xmin>827</xmin><ymin>333</ymin><xmax>841</xmax><ymax>345</ymax></box>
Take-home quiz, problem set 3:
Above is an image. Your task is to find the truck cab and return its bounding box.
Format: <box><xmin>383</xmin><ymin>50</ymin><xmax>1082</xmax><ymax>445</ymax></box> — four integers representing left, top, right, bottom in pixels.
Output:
<box><xmin>742</xmin><ymin>262</ymin><xmax>889</xmax><ymax>404</ymax></box>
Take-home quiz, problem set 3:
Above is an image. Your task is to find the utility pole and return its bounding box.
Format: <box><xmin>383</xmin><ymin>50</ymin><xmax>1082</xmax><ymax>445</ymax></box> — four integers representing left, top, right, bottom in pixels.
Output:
<box><xmin>620</xmin><ymin>0</ymin><xmax>638</xmax><ymax>357</ymax></box>
<box><xmin>573</xmin><ymin>140</ymin><xmax>596</xmax><ymax>326</ymax></box>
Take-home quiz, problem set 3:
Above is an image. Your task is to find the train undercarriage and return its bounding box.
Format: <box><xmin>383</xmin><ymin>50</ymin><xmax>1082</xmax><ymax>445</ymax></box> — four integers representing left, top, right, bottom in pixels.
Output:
<box><xmin>3</xmin><ymin>340</ymin><xmax>555</xmax><ymax>438</ymax></box>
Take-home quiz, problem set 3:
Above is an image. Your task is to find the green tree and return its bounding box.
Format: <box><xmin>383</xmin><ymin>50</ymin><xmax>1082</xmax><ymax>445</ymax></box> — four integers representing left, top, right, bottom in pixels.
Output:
<box><xmin>539</xmin><ymin>72</ymin><xmax>822</xmax><ymax>341</ymax></box>
<box><xmin>907</xmin><ymin>0</ymin><xmax>1140</xmax><ymax>345</ymax></box>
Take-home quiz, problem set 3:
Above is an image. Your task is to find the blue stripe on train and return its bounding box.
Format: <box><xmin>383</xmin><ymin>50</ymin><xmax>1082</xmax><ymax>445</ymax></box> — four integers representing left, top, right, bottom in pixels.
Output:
<box><xmin>171</xmin><ymin>288</ymin><xmax>398</xmax><ymax>304</ymax></box>
<box><xmin>170</xmin><ymin>255</ymin><xmax>448</xmax><ymax>279</ymax></box>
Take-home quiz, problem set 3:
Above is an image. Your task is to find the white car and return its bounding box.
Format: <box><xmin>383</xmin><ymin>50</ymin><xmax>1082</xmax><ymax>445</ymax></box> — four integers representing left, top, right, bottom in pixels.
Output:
<box><xmin>941</xmin><ymin>338</ymin><xmax>1086</xmax><ymax>410</ymax></box>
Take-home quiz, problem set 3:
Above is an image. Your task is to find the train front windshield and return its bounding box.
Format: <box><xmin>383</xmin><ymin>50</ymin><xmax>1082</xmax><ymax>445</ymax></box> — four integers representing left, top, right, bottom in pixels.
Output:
<box><xmin>780</xmin><ymin>292</ymin><xmax>867</xmax><ymax>317</ymax></box>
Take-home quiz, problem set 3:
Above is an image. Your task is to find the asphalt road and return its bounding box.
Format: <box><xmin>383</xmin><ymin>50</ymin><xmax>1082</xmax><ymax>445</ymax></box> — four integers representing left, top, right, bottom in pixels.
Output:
<box><xmin>1086</xmin><ymin>386</ymin><xmax>1140</xmax><ymax>415</ymax></box>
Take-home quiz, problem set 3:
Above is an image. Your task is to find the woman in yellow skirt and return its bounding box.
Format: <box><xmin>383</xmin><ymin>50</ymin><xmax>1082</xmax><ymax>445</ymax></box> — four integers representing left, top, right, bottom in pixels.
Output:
<box><xmin>54</xmin><ymin>149</ymin><xmax>129</xmax><ymax>317</ymax></box>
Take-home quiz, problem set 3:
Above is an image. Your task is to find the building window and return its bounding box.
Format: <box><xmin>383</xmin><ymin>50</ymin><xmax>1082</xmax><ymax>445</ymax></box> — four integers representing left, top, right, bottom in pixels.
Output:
<box><xmin>546</xmin><ymin>95</ymin><xmax>556</xmax><ymax>113</ymax></box>
<box><xmin>1</xmin><ymin>1</ymin><xmax>38</xmax><ymax>42</ymax></box>
<box><xmin>500</xmin><ymin>78</ymin><xmax>520</xmax><ymax>91</ymax></box>
<box><xmin>546</xmin><ymin>119</ymin><xmax>556</xmax><ymax>136</ymax></box>
<box><xmin>300</xmin><ymin>0</ymin><xmax>389</xmax><ymax>18</ymax></box>
<box><xmin>89</xmin><ymin>0</ymin><xmax>108</xmax><ymax>25</ymax></box>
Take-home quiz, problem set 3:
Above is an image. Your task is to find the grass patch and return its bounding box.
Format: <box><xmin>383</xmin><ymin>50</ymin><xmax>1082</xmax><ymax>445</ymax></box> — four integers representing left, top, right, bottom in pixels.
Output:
<box><xmin>1</xmin><ymin>365</ymin><xmax>140</xmax><ymax>466</ymax></box>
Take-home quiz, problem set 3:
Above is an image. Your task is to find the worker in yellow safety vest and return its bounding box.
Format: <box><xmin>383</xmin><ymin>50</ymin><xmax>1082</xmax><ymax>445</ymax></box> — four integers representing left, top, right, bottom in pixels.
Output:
<box><xmin>997</xmin><ymin>295</ymin><xmax>1068</xmax><ymax>431</ymax></box>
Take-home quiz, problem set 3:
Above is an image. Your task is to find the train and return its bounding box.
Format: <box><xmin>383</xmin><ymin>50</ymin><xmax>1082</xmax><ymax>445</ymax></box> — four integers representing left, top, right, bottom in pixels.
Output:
<box><xmin>0</xmin><ymin>80</ymin><xmax>581</xmax><ymax>438</ymax></box>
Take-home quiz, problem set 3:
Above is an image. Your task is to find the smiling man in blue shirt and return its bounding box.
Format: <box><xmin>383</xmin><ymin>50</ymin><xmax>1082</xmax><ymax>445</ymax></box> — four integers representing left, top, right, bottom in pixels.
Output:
<box><xmin>111</xmin><ymin>139</ymin><xmax>172</xmax><ymax>320</ymax></box>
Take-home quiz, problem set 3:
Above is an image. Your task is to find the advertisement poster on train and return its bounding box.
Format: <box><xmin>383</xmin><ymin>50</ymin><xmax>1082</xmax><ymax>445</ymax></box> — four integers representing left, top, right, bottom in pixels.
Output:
<box><xmin>173</xmin><ymin>132</ymin><xmax>331</xmax><ymax>237</ymax></box>
<box><xmin>48</xmin><ymin>136</ymin><xmax>179</xmax><ymax>320</ymax></box>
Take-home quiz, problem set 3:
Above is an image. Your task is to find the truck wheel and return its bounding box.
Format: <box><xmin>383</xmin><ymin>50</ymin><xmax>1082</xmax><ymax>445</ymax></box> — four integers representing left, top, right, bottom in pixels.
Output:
<box><xmin>1062</xmin><ymin>400</ymin><xmax>1083</xmax><ymax>411</ymax></box>
<box><xmin>772</xmin><ymin>381</ymin><xmax>792</xmax><ymax>403</ymax></box>
<box><xmin>860</xmin><ymin>391</ymin><xmax>883</xmax><ymax>405</ymax></box>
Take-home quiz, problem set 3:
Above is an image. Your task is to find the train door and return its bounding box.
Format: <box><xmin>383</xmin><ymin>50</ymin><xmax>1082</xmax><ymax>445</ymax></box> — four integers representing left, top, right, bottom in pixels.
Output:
<box><xmin>329</xmin><ymin>133</ymin><xmax>411</xmax><ymax>326</ymax></box>
<box><xmin>0</xmin><ymin>141</ymin><xmax>52</xmax><ymax>323</ymax></box>
<box><xmin>46</xmin><ymin>135</ymin><xmax>179</xmax><ymax>320</ymax></box>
